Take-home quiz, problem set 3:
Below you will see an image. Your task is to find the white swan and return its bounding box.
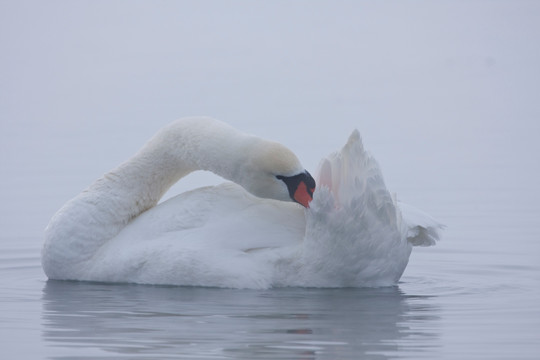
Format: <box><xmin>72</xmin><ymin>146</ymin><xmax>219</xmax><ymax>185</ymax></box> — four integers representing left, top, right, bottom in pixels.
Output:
<box><xmin>42</xmin><ymin>117</ymin><xmax>442</xmax><ymax>288</ymax></box>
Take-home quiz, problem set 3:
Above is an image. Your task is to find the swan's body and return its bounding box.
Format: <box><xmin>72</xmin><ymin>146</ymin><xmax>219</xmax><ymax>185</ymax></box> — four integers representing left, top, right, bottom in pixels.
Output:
<box><xmin>43</xmin><ymin>117</ymin><xmax>442</xmax><ymax>288</ymax></box>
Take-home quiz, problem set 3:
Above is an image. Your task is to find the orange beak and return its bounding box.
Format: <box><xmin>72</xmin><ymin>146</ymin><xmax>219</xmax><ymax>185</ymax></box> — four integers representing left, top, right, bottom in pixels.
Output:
<box><xmin>293</xmin><ymin>181</ymin><xmax>315</xmax><ymax>208</ymax></box>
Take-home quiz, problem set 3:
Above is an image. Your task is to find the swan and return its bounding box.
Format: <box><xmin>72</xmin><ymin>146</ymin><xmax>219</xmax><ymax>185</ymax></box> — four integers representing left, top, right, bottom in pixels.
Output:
<box><xmin>42</xmin><ymin>117</ymin><xmax>442</xmax><ymax>288</ymax></box>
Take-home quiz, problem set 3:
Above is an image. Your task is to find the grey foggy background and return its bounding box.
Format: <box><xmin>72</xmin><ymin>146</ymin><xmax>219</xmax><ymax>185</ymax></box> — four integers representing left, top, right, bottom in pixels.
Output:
<box><xmin>1</xmin><ymin>1</ymin><xmax>540</xmax><ymax>242</ymax></box>
<box><xmin>2</xmin><ymin>2</ymin><xmax>540</xmax><ymax>358</ymax></box>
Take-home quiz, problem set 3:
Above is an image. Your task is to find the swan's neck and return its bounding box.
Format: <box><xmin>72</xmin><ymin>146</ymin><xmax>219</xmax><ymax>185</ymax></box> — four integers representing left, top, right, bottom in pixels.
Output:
<box><xmin>95</xmin><ymin>117</ymin><xmax>253</xmax><ymax>219</ymax></box>
<box><xmin>43</xmin><ymin>118</ymin><xmax>258</xmax><ymax>278</ymax></box>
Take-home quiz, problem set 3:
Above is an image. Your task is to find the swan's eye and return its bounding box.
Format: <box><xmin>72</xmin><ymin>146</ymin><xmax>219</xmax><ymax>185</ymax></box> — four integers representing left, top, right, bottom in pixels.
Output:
<box><xmin>276</xmin><ymin>171</ymin><xmax>316</xmax><ymax>207</ymax></box>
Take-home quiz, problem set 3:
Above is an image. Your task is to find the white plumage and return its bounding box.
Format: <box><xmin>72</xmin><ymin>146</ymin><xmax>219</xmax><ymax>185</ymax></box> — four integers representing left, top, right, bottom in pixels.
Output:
<box><xmin>42</xmin><ymin>117</ymin><xmax>443</xmax><ymax>288</ymax></box>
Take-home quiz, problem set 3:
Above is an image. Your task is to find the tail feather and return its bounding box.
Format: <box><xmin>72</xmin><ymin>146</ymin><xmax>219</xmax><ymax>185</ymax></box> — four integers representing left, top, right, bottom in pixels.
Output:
<box><xmin>315</xmin><ymin>129</ymin><xmax>443</xmax><ymax>248</ymax></box>
<box><xmin>398</xmin><ymin>202</ymin><xmax>444</xmax><ymax>246</ymax></box>
<box><xmin>316</xmin><ymin>129</ymin><xmax>397</xmax><ymax>224</ymax></box>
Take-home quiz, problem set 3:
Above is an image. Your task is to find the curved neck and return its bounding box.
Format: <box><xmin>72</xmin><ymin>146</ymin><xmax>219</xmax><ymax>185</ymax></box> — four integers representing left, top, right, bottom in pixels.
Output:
<box><xmin>44</xmin><ymin>118</ymin><xmax>262</xmax><ymax>279</ymax></box>
<box><xmin>90</xmin><ymin>118</ymin><xmax>257</xmax><ymax>224</ymax></box>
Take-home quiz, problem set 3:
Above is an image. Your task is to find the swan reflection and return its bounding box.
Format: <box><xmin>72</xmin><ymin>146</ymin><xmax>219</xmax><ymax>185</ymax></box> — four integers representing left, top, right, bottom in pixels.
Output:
<box><xmin>42</xmin><ymin>281</ymin><xmax>440</xmax><ymax>359</ymax></box>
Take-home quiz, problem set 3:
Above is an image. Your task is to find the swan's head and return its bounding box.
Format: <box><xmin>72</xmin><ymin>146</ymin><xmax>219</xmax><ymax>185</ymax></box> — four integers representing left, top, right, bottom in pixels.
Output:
<box><xmin>242</xmin><ymin>140</ymin><xmax>316</xmax><ymax>208</ymax></box>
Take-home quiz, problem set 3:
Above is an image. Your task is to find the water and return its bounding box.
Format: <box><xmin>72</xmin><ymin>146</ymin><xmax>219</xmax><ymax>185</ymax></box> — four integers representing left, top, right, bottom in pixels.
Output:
<box><xmin>1</xmin><ymin>186</ymin><xmax>539</xmax><ymax>359</ymax></box>
<box><xmin>4</xmin><ymin>176</ymin><xmax>538</xmax><ymax>359</ymax></box>
<box><xmin>40</xmin><ymin>284</ymin><xmax>426</xmax><ymax>359</ymax></box>
<box><xmin>2</xmin><ymin>1</ymin><xmax>540</xmax><ymax>359</ymax></box>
